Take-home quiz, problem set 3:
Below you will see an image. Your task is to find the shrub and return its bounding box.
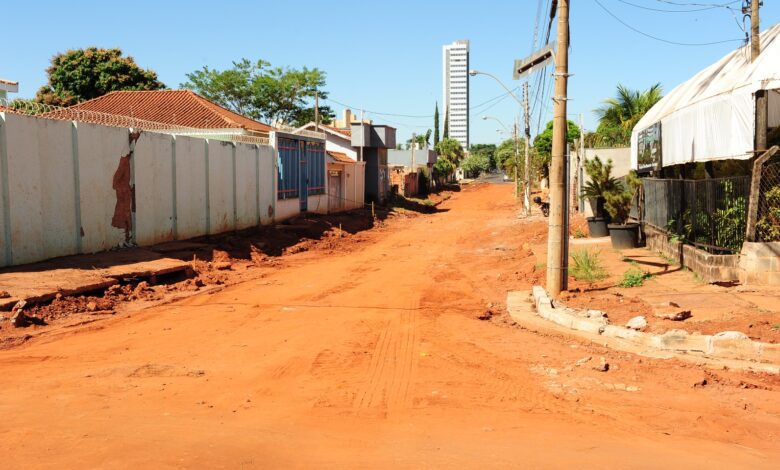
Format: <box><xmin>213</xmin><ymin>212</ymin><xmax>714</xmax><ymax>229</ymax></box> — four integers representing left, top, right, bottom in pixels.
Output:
<box><xmin>574</xmin><ymin>228</ymin><xmax>587</xmax><ymax>239</ymax></box>
<box><xmin>570</xmin><ymin>249</ymin><xmax>608</xmax><ymax>282</ymax></box>
<box><xmin>618</xmin><ymin>267</ymin><xmax>652</xmax><ymax>288</ymax></box>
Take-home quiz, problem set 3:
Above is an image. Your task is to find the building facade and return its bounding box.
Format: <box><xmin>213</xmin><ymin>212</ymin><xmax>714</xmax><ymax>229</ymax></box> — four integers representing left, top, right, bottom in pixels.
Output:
<box><xmin>442</xmin><ymin>40</ymin><xmax>470</xmax><ymax>149</ymax></box>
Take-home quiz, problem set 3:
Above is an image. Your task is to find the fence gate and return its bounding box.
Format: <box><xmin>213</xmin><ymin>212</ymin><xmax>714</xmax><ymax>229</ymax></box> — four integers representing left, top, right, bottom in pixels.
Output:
<box><xmin>329</xmin><ymin>171</ymin><xmax>342</xmax><ymax>211</ymax></box>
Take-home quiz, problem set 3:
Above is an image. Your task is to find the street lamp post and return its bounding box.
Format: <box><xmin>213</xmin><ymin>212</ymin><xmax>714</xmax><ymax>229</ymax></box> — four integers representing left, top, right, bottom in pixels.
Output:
<box><xmin>471</xmin><ymin>70</ymin><xmax>531</xmax><ymax>213</ymax></box>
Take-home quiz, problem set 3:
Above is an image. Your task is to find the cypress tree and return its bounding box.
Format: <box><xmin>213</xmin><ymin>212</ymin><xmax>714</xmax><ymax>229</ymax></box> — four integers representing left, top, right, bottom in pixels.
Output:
<box><xmin>434</xmin><ymin>102</ymin><xmax>440</xmax><ymax>146</ymax></box>
<box><xmin>443</xmin><ymin>109</ymin><xmax>449</xmax><ymax>139</ymax></box>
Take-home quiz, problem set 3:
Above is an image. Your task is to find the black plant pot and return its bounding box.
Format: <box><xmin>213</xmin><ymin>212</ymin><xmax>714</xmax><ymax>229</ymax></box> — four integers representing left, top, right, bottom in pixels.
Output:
<box><xmin>587</xmin><ymin>217</ymin><xmax>609</xmax><ymax>238</ymax></box>
<box><xmin>608</xmin><ymin>223</ymin><xmax>640</xmax><ymax>249</ymax></box>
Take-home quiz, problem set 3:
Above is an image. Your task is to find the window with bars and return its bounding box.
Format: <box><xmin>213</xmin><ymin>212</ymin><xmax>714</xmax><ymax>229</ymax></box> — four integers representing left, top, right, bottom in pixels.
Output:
<box><xmin>277</xmin><ymin>137</ymin><xmax>300</xmax><ymax>200</ymax></box>
<box><xmin>306</xmin><ymin>141</ymin><xmax>326</xmax><ymax>196</ymax></box>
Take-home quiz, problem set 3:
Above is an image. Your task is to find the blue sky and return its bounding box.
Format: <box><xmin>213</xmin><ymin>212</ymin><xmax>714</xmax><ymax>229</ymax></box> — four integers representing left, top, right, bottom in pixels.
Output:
<box><xmin>3</xmin><ymin>1</ymin><xmax>778</xmax><ymax>145</ymax></box>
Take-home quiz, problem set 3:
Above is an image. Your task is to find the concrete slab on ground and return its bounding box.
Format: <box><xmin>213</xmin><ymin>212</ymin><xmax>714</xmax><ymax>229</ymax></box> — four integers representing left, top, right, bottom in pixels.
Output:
<box><xmin>0</xmin><ymin>249</ymin><xmax>190</xmax><ymax>309</ymax></box>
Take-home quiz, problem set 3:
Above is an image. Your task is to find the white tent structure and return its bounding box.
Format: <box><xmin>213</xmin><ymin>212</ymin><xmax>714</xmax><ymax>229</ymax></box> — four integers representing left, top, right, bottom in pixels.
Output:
<box><xmin>631</xmin><ymin>23</ymin><xmax>780</xmax><ymax>170</ymax></box>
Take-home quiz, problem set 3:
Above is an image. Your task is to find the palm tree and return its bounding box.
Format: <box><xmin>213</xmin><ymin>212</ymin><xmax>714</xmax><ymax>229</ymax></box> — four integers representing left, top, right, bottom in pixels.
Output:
<box><xmin>593</xmin><ymin>83</ymin><xmax>663</xmax><ymax>146</ymax></box>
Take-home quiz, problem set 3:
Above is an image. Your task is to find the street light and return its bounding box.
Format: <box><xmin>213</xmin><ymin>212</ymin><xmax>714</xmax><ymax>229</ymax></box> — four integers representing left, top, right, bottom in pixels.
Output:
<box><xmin>471</xmin><ymin>70</ymin><xmax>531</xmax><ymax>214</ymax></box>
<box><xmin>482</xmin><ymin>115</ymin><xmax>511</xmax><ymax>134</ymax></box>
<box><xmin>469</xmin><ymin>70</ymin><xmax>523</xmax><ymax>107</ymax></box>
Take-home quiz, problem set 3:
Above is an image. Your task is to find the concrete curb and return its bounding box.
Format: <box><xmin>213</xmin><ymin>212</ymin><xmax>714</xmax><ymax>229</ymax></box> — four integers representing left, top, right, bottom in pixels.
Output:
<box><xmin>522</xmin><ymin>286</ymin><xmax>780</xmax><ymax>369</ymax></box>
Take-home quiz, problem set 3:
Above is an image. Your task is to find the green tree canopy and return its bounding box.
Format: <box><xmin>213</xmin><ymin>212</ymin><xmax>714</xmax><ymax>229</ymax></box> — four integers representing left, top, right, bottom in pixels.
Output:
<box><xmin>469</xmin><ymin>143</ymin><xmax>497</xmax><ymax>169</ymax></box>
<box><xmin>35</xmin><ymin>47</ymin><xmax>165</xmax><ymax>106</ymax></box>
<box><xmin>434</xmin><ymin>103</ymin><xmax>440</xmax><ymax>146</ymax></box>
<box><xmin>433</xmin><ymin>137</ymin><xmax>464</xmax><ymax>179</ymax></box>
<box><xmin>533</xmin><ymin>120</ymin><xmax>581</xmax><ymax>178</ymax></box>
<box><xmin>461</xmin><ymin>153</ymin><xmax>490</xmax><ymax>178</ymax></box>
<box><xmin>592</xmin><ymin>83</ymin><xmax>663</xmax><ymax>147</ymax></box>
<box><xmin>182</xmin><ymin>58</ymin><xmax>334</xmax><ymax>127</ymax></box>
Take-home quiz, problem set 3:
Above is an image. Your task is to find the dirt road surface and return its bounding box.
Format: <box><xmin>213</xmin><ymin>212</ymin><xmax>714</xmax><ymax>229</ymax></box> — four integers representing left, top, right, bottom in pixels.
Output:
<box><xmin>1</xmin><ymin>184</ymin><xmax>779</xmax><ymax>468</ymax></box>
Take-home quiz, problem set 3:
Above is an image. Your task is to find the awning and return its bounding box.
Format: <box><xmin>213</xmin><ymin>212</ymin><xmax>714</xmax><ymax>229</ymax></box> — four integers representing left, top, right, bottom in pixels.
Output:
<box><xmin>631</xmin><ymin>23</ymin><xmax>780</xmax><ymax>169</ymax></box>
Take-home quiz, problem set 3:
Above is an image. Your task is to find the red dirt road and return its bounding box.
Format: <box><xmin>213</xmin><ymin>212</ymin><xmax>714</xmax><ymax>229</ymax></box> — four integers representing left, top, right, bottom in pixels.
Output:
<box><xmin>1</xmin><ymin>184</ymin><xmax>779</xmax><ymax>468</ymax></box>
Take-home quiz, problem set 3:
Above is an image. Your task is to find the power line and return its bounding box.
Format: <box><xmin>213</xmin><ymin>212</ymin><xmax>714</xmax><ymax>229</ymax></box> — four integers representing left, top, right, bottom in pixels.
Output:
<box><xmin>618</xmin><ymin>0</ymin><xmax>739</xmax><ymax>12</ymax></box>
<box><xmin>595</xmin><ymin>0</ymin><xmax>745</xmax><ymax>46</ymax></box>
<box><xmin>323</xmin><ymin>97</ymin><xmax>433</xmax><ymax>119</ymax></box>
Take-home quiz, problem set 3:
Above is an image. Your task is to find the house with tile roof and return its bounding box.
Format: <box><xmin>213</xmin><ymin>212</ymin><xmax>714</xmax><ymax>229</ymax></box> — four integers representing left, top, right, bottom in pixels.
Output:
<box><xmin>296</xmin><ymin>120</ymin><xmax>357</xmax><ymax>161</ymax></box>
<box><xmin>0</xmin><ymin>78</ymin><xmax>19</xmax><ymax>100</ymax></box>
<box><xmin>70</xmin><ymin>89</ymin><xmax>275</xmax><ymax>139</ymax></box>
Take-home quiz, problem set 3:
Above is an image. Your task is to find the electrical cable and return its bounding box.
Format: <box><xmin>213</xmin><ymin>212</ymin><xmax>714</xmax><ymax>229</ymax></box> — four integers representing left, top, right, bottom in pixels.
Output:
<box><xmin>595</xmin><ymin>0</ymin><xmax>745</xmax><ymax>46</ymax></box>
<box><xmin>617</xmin><ymin>0</ymin><xmax>739</xmax><ymax>12</ymax></box>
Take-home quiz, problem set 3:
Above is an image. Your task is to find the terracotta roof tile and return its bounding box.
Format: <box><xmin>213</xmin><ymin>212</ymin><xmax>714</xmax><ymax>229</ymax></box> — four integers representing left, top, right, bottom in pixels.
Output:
<box><xmin>327</xmin><ymin>151</ymin><xmax>355</xmax><ymax>163</ymax></box>
<box><xmin>71</xmin><ymin>90</ymin><xmax>274</xmax><ymax>133</ymax></box>
<box><xmin>323</xmin><ymin>125</ymin><xmax>351</xmax><ymax>137</ymax></box>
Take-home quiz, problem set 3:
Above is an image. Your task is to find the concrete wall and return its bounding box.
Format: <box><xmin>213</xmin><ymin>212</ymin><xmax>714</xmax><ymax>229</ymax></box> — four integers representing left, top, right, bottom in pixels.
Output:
<box><xmin>323</xmin><ymin>134</ymin><xmax>357</xmax><ymax>160</ymax></box>
<box><xmin>573</xmin><ymin>147</ymin><xmax>631</xmax><ymax>217</ymax></box>
<box><xmin>0</xmin><ymin>112</ymin><xmax>277</xmax><ymax>268</ymax></box>
<box><xmin>740</xmin><ymin>242</ymin><xmax>780</xmax><ymax>285</ymax></box>
<box><xmin>388</xmin><ymin>149</ymin><xmax>437</xmax><ymax>167</ymax></box>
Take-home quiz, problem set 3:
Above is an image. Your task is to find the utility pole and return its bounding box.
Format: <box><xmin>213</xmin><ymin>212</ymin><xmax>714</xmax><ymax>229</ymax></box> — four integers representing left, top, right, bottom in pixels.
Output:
<box><xmin>546</xmin><ymin>0</ymin><xmax>569</xmax><ymax>298</ymax></box>
<box><xmin>314</xmin><ymin>91</ymin><xmax>320</xmax><ymax>132</ymax></box>
<box><xmin>513</xmin><ymin>118</ymin><xmax>520</xmax><ymax>199</ymax></box>
<box><xmin>523</xmin><ymin>82</ymin><xmax>531</xmax><ymax>216</ymax></box>
<box><xmin>577</xmin><ymin>113</ymin><xmax>584</xmax><ymax>212</ymax></box>
<box><xmin>750</xmin><ymin>1</ymin><xmax>767</xmax><ymax>151</ymax></box>
<box><xmin>751</xmin><ymin>0</ymin><xmax>761</xmax><ymax>62</ymax></box>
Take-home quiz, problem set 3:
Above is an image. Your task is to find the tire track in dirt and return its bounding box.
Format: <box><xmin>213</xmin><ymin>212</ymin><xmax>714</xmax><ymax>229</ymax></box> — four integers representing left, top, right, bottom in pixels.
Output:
<box><xmin>354</xmin><ymin>306</ymin><xmax>418</xmax><ymax>412</ymax></box>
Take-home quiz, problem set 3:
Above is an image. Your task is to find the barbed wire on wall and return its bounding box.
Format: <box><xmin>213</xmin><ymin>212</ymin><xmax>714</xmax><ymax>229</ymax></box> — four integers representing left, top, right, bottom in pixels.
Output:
<box><xmin>0</xmin><ymin>98</ymin><xmax>276</xmax><ymax>146</ymax></box>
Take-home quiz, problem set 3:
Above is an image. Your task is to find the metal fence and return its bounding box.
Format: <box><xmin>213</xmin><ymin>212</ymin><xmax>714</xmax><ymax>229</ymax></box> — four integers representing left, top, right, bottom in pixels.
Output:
<box><xmin>756</xmin><ymin>155</ymin><xmax>780</xmax><ymax>242</ymax></box>
<box><xmin>642</xmin><ymin>176</ymin><xmax>751</xmax><ymax>254</ymax></box>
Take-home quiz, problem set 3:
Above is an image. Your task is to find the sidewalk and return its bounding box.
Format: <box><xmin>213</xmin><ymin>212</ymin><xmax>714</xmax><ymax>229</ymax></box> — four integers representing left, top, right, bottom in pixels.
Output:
<box><xmin>557</xmin><ymin>237</ymin><xmax>780</xmax><ymax>344</ymax></box>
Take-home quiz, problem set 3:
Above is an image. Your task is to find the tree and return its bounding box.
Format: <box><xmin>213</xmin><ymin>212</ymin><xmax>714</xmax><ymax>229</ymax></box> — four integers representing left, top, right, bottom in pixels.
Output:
<box><xmin>182</xmin><ymin>58</ymin><xmax>334</xmax><ymax>127</ymax></box>
<box><xmin>593</xmin><ymin>83</ymin><xmax>663</xmax><ymax>146</ymax></box>
<box><xmin>533</xmin><ymin>119</ymin><xmax>581</xmax><ymax>178</ymax></box>
<box><xmin>443</xmin><ymin>109</ymin><xmax>449</xmax><ymax>139</ymax></box>
<box><xmin>469</xmin><ymin>144</ymin><xmax>497</xmax><ymax>169</ymax></box>
<box><xmin>461</xmin><ymin>153</ymin><xmax>490</xmax><ymax>178</ymax></box>
<box><xmin>433</xmin><ymin>137</ymin><xmax>464</xmax><ymax>180</ymax></box>
<box><xmin>434</xmin><ymin>102</ymin><xmax>440</xmax><ymax>147</ymax></box>
<box><xmin>405</xmin><ymin>129</ymin><xmax>432</xmax><ymax>150</ymax></box>
<box><xmin>494</xmin><ymin>138</ymin><xmax>530</xmax><ymax>181</ymax></box>
<box><xmin>35</xmin><ymin>47</ymin><xmax>164</xmax><ymax>106</ymax></box>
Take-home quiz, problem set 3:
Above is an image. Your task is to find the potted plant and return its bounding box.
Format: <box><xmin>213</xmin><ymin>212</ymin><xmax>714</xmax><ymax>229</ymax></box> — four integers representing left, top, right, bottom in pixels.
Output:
<box><xmin>580</xmin><ymin>156</ymin><xmax>620</xmax><ymax>237</ymax></box>
<box><xmin>604</xmin><ymin>171</ymin><xmax>643</xmax><ymax>249</ymax></box>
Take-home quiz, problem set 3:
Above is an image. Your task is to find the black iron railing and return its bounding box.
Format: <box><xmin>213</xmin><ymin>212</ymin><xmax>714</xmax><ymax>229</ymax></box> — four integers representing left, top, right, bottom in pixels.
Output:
<box><xmin>641</xmin><ymin>176</ymin><xmax>751</xmax><ymax>254</ymax></box>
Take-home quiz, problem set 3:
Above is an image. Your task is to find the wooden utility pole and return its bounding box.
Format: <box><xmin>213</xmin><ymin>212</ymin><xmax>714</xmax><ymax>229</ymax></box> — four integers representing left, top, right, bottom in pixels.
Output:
<box><xmin>523</xmin><ymin>82</ymin><xmax>532</xmax><ymax>216</ymax></box>
<box><xmin>751</xmin><ymin>0</ymin><xmax>761</xmax><ymax>62</ymax></box>
<box><xmin>751</xmin><ymin>1</ymin><xmax>767</xmax><ymax>151</ymax></box>
<box><xmin>546</xmin><ymin>0</ymin><xmax>569</xmax><ymax>298</ymax></box>
<box><xmin>513</xmin><ymin>119</ymin><xmax>520</xmax><ymax>199</ymax></box>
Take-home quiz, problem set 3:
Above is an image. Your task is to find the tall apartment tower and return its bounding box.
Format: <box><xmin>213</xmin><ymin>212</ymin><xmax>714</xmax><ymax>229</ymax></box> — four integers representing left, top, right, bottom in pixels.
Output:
<box><xmin>442</xmin><ymin>40</ymin><xmax>470</xmax><ymax>149</ymax></box>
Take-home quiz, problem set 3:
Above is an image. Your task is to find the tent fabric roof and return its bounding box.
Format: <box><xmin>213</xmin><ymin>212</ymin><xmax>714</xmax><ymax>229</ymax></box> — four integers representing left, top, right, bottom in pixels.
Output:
<box><xmin>71</xmin><ymin>90</ymin><xmax>275</xmax><ymax>134</ymax></box>
<box><xmin>631</xmin><ymin>23</ymin><xmax>780</xmax><ymax>168</ymax></box>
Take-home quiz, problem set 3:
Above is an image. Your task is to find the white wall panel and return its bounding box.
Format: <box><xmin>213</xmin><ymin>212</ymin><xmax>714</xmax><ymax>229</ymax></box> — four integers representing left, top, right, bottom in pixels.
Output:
<box><xmin>77</xmin><ymin>122</ymin><xmax>130</xmax><ymax>253</ymax></box>
<box><xmin>207</xmin><ymin>141</ymin><xmax>235</xmax><ymax>234</ymax></box>
<box><xmin>175</xmin><ymin>136</ymin><xmax>208</xmax><ymax>240</ymax></box>
<box><xmin>235</xmin><ymin>144</ymin><xmax>258</xmax><ymax>230</ymax></box>
<box><xmin>134</xmin><ymin>132</ymin><xmax>174</xmax><ymax>246</ymax></box>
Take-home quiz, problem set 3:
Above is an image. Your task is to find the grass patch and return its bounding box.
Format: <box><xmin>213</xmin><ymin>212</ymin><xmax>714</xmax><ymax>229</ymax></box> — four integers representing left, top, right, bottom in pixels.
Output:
<box><xmin>573</xmin><ymin>228</ymin><xmax>587</xmax><ymax>239</ymax></box>
<box><xmin>618</xmin><ymin>267</ymin><xmax>652</xmax><ymax>288</ymax></box>
<box><xmin>534</xmin><ymin>262</ymin><xmax>546</xmax><ymax>271</ymax></box>
<box><xmin>772</xmin><ymin>323</ymin><xmax>780</xmax><ymax>330</ymax></box>
<box><xmin>570</xmin><ymin>249</ymin><xmax>608</xmax><ymax>282</ymax></box>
